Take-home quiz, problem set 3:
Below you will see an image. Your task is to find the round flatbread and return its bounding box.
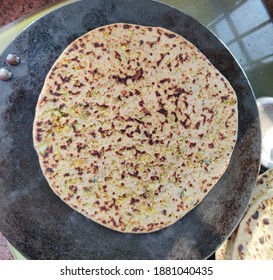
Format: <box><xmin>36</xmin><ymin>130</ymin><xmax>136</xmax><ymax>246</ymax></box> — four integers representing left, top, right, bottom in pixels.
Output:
<box><xmin>216</xmin><ymin>168</ymin><xmax>273</xmax><ymax>259</ymax></box>
<box><xmin>33</xmin><ymin>23</ymin><xmax>238</xmax><ymax>233</ymax></box>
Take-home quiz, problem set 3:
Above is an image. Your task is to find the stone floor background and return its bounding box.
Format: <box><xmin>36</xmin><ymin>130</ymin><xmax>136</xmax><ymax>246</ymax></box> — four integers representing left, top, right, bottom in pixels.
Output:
<box><xmin>0</xmin><ymin>0</ymin><xmax>59</xmax><ymax>28</ymax></box>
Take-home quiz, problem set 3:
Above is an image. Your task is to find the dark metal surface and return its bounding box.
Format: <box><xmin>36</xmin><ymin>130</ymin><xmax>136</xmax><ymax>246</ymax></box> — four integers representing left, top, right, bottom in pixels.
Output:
<box><xmin>0</xmin><ymin>0</ymin><xmax>261</xmax><ymax>259</ymax></box>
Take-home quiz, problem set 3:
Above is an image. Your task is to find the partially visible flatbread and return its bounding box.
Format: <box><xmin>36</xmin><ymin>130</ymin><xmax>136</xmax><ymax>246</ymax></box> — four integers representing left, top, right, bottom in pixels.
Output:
<box><xmin>215</xmin><ymin>229</ymin><xmax>237</xmax><ymax>260</ymax></box>
<box><xmin>33</xmin><ymin>23</ymin><xmax>238</xmax><ymax>233</ymax></box>
<box><xmin>216</xmin><ymin>168</ymin><xmax>273</xmax><ymax>259</ymax></box>
<box><xmin>232</xmin><ymin>191</ymin><xmax>273</xmax><ymax>259</ymax></box>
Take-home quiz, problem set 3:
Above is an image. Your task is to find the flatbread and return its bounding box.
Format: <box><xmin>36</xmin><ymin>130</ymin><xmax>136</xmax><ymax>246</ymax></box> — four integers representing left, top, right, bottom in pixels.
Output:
<box><xmin>215</xmin><ymin>229</ymin><xmax>237</xmax><ymax>260</ymax></box>
<box><xmin>33</xmin><ymin>23</ymin><xmax>238</xmax><ymax>233</ymax></box>
<box><xmin>216</xmin><ymin>168</ymin><xmax>273</xmax><ymax>259</ymax></box>
<box><xmin>232</xmin><ymin>191</ymin><xmax>273</xmax><ymax>259</ymax></box>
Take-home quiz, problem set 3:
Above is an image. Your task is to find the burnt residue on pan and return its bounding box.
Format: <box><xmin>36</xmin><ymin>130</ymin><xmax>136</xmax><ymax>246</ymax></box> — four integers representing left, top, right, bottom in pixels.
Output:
<box><xmin>0</xmin><ymin>0</ymin><xmax>260</xmax><ymax>260</ymax></box>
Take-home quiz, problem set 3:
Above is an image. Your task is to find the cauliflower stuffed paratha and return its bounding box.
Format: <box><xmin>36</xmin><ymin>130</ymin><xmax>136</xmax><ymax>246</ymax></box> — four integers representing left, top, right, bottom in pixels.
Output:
<box><xmin>33</xmin><ymin>23</ymin><xmax>238</xmax><ymax>233</ymax></box>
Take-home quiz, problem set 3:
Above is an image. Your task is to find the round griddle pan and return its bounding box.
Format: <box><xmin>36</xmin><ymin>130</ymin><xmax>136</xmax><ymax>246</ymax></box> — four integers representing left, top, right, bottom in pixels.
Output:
<box><xmin>0</xmin><ymin>0</ymin><xmax>261</xmax><ymax>259</ymax></box>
